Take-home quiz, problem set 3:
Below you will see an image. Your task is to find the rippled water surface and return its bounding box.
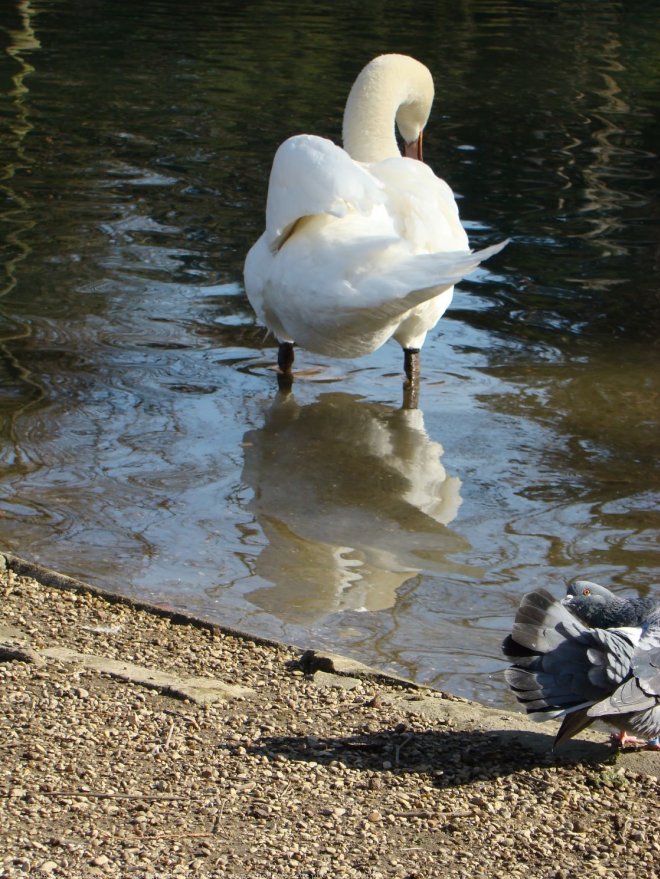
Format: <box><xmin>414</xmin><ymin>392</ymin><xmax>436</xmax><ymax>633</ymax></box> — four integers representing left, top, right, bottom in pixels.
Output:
<box><xmin>1</xmin><ymin>0</ymin><xmax>658</xmax><ymax>704</ymax></box>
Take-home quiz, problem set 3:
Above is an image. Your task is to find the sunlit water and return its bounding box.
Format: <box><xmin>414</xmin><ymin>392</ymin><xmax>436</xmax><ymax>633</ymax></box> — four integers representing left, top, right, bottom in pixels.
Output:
<box><xmin>1</xmin><ymin>0</ymin><xmax>658</xmax><ymax>704</ymax></box>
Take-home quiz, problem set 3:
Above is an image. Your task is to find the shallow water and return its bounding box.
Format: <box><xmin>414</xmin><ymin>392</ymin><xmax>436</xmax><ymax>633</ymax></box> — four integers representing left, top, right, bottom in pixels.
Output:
<box><xmin>1</xmin><ymin>0</ymin><xmax>658</xmax><ymax>704</ymax></box>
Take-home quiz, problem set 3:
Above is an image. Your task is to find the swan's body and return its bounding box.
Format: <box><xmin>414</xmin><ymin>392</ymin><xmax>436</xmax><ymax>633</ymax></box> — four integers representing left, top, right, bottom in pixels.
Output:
<box><xmin>244</xmin><ymin>54</ymin><xmax>506</xmax><ymax>382</ymax></box>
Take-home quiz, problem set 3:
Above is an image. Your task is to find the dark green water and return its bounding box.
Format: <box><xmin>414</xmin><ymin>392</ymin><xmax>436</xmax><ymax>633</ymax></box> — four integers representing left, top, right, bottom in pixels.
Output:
<box><xmin>1</xmin><ymin>0</ymin><xmax>658</xmax><ymax>703</ymax></box>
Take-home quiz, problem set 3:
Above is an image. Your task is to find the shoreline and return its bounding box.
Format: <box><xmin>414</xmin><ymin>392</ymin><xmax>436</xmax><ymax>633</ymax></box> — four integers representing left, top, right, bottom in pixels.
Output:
<box><xmin>1</xmin><ymin>552</ymin><xmax>658</xmax><ymax>878</ymax></box>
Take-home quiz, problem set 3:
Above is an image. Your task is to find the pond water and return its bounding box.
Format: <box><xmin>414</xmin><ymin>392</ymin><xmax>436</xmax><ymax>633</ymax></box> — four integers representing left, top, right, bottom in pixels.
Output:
<box><xmin>1</xmin><ymin>0</ymin><xmax>658</xmax><ymax>705</ymax></box>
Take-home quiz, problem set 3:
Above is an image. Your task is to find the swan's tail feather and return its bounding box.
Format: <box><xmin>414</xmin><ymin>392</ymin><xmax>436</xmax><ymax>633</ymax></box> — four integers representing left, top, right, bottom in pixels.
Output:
<box><xmin>350</xmin><ymin>239</ymin><xmax>509</xmax><ymax>318</ymax></box>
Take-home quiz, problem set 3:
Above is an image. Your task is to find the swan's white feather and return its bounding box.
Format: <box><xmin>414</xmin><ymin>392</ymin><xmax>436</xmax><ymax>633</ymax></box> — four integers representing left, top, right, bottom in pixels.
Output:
<box><xmin>265</xmin><ymin>135</ymin><xmax>386</xmax><ymax>248</ymax></box>
<box><xmin>244</xmin><ymin>55</ymin><xmax>507</xmax><ymax>360</ymax></box>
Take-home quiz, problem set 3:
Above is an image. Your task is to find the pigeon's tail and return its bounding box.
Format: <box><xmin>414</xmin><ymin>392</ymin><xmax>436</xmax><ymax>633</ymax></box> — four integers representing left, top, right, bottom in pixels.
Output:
<box><xmin>502</xmin><ymin>589</ymin><xmax>606</xmax><ymax>746</ymax></box>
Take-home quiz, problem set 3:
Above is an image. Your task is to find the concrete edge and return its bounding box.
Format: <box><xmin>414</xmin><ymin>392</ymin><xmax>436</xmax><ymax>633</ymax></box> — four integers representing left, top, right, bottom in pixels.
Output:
<box><xmin>0</xmin><ymin>551</ymin><xmax>419</xmax><ymax>688</ymax></box>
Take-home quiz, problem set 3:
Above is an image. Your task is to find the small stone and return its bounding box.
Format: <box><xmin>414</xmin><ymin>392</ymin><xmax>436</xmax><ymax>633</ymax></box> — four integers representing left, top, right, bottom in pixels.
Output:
<box><xmin>92</xmin><ymin>855</ymin><xmax>109</xmax><ymax>867</ymax></box>
<box><xmin>39</xmin><ymin>862</ymin><xmax>58</xmax><ymax>875</ymax></box>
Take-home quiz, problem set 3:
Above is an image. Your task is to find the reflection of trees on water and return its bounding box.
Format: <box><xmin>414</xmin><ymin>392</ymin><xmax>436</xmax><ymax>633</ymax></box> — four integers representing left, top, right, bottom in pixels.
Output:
<box><xmin>5</xmin><ymin>1</ymin><xmax>42</xmax><ymax>129</ymax></box>
<box><xmin>448</xmin><ymin>4</ymin><xmax>660</xmax><ymax>342</ymax></box>
<box><xmin>577</xmin><ymin>31</ymin><xmax>660</xmax><ymax>338</ymax></box>
<box><xmin>1</xmin><ymin>1</ymin><xmax>46</xmax><ymax>457</ymax></box>
<box><xmin>576</xmin><ymin>38</ymin><xmax>637</xmax><ymax>253</ymax></box>
<box><xmin>2</xmin><ymin>0</ymin><xmax>42</xmax><ymax>288</ymax></box>
<box><xmin>550</xmin><ymin>29</ymin><xmax>660</xmax><ymax>335</ymax></box>
<box><xmin>241</xmin><ymin>392</ymin><xmax>474</xmax><ymax>624</ymax></box>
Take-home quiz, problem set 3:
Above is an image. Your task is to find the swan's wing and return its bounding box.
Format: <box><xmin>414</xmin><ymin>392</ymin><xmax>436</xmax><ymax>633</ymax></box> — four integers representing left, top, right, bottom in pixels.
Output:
<box><xmin>265</xmin><ymin>135</ymin><xmax>385</xmax><ymax>250</ymax></box>
<box><xmin>370</xmin><ymin>157</ymin><xmax>469</xmax><ymax>252</ymax></box>
<box><xmin>266</xmin><ymin>238</ymin><xmax>508</xmax><ymax>358</ymax></box>
<box><xmin>254</xmin><ymin>233</ymin><xmax>507</xmax><ymax>356</ymax></box>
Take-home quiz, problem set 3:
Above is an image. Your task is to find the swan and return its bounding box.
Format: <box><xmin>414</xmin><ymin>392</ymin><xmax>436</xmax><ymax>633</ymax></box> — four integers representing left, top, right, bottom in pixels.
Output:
<box><xmin>244</xmin><ymin>53</ymin><xmax>507</xmax><ymax>385</ymax></box>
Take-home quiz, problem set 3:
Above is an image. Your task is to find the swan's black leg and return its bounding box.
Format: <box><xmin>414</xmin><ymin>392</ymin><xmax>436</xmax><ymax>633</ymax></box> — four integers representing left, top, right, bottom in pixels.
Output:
<box><xmin>402</xmin><ymin>381</ymin><xmax>419</xmax><ymax>410</ymax></box>
<box><xmin>403</xmin><ymin>347</ymin><xmax>420</xmax><ymax>385</ymax></box>
<box><xmin>402</xmin><ymin>348</ymin><xmax>420</xmax><ymax>408</ymax></box>
<box><xmin>278</xmin><ymin>341</ymin><xmax>295</xmax><ymax>372</ymax></box>
<box><xmin>277</xmin><ymin>341</ymin><xmax>295</xmax><ymax>389</ymax></box>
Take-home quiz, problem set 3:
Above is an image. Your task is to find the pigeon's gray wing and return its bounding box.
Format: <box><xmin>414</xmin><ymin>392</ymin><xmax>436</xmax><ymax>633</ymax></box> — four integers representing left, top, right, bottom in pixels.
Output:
<box><xmin>634</xmin><ymin>613</ymin><xmax>660</xmax><ymax>696</ymax></box>
<box><xmin>503</xmin><ymin>590</ymin><xmax>628</xmax><ymax>714</ymax></box>
<box><xmin>586</xmin><ymin>612</ymin><xmax>660</xmax><ymax>739</ymax></box>
<box><xmin>552</xmin><ymin>625</ymin><xmax>640</xmax><ymax>747</ymax></box>
<box><xmin>504</xmin><ymin>588</ymin><xmax>585</xmax><ymax>655</ymax></box>
<box><xmin>503</xmin><ymin>589</ymin><xmax>642</xmax><ymax>747</ymax></box>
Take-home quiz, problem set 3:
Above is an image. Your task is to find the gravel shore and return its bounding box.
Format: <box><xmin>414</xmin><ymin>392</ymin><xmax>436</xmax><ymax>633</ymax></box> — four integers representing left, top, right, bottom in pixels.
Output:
<box><xmin>1</xmin><ymin>554</ymin><xmax>658</xmax><ymax>879</ymax></box>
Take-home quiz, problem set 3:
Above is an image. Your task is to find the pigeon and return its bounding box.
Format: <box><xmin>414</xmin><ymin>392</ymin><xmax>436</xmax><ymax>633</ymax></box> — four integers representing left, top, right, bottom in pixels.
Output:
<box><xmin>502</xmin><ymin>588</ymin><xmax>660</xmax><ymax>750</ymax></box>
<box><xmin>561</xmin><ymin>581</ymin><xmax>660</xmax><ymax>747</ymax></box>
<box><xmin>563</xmin><ymin>580</ymin><xmax>658</xmax><ymax>629</ymax></box>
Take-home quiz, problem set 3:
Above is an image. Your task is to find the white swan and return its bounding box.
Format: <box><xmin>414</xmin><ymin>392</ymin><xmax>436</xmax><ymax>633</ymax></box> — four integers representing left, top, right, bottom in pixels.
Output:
<box><xmin>244</xmin><ymin>54</ymin><xmax>507</xmax><ymax>384</ymax></box>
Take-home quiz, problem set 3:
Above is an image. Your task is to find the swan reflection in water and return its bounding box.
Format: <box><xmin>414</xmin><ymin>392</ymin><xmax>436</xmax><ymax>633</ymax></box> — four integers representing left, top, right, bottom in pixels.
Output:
<box><xmin>240</xmin><ymin>391</ymin><xmax>473</xmax><ymax>624</ymax></box>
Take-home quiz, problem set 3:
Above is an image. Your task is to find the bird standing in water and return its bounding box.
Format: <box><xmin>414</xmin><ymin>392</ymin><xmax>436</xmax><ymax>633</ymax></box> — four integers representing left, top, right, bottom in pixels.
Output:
<box><xmin>244</xmin><ymin>54</ymin><xmax>507</xmax><ymax>390</ymax></box>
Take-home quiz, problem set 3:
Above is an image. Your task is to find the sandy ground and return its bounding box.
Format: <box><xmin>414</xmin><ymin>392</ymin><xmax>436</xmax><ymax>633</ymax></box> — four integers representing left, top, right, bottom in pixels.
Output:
<box><xmin>1</xmin><ymin>552</ymin><xmax>658</xmax><ymax>879</ymax></box>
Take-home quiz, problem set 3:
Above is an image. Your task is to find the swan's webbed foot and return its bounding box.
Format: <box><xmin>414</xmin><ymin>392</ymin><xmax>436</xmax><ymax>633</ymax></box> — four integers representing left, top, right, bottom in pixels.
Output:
<box><xmin>277</xmin><ymin>342</ymin><xmax>295</xmax><ymax>389</ymax></box>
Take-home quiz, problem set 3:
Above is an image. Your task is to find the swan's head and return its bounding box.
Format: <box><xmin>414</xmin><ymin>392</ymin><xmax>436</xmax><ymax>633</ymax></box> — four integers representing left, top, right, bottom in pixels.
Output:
<box><xmin>343</xmin><ymin>54</ymin><xmax>434</xmax><ymax>164</ymax></box>
<box><xmin>395</xmin><ymin>111</ymin><xmax>427</xmax><ymax>160</ymax></box>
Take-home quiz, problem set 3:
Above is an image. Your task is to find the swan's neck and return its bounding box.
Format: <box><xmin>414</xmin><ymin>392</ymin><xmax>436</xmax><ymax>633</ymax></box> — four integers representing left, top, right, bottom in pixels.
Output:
<box><xmin>342</xmin><ymin>54</ymin><xmax>434</xmax><ymax>164</ymax></box>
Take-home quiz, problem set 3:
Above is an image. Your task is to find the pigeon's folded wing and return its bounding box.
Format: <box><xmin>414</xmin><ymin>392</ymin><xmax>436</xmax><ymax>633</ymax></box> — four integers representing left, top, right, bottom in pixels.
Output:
<box><xmin>503</xmin><ymin>590</ymin><xmax>660</xmax><ymax>748</ymax></box>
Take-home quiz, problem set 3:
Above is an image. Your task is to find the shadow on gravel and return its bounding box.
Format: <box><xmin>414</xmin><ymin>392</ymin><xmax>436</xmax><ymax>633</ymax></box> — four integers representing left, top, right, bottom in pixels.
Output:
<box><xmin>236</xmin><ymin>727</ymin><xmax>614</xmax><ymax>788</ymax></box>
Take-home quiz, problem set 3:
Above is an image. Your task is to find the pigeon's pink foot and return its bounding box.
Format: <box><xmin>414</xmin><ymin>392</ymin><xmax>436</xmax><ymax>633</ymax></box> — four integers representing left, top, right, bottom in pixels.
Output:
<box><xmin>610</xmin><ymin>730</ymin><xmax>648</xmax><ymax>749</ymax></box>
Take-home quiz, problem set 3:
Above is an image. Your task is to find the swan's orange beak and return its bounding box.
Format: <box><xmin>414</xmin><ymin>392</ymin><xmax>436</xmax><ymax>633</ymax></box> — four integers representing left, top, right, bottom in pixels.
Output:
<box><xmin>404</xmin><ymin>131</ymin><xmax>423</xmax><ymax>161</ymax></box>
